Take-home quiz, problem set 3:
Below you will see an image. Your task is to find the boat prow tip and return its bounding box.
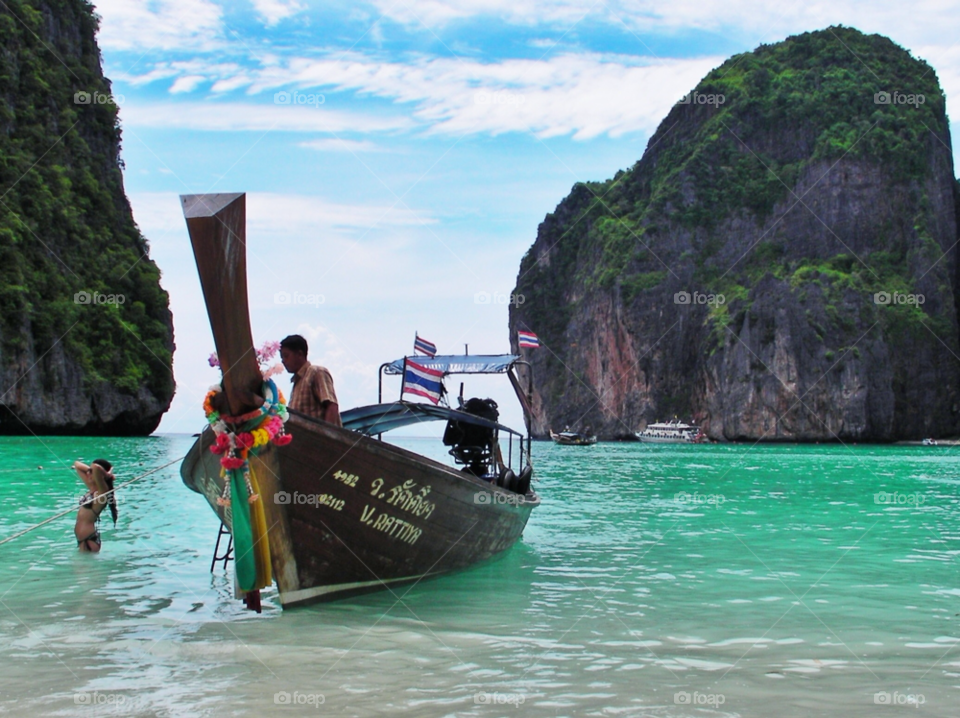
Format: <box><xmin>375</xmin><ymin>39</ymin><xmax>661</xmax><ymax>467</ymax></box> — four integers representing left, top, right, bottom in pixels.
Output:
<box><xmin>180</xmin><ymin>192</ymin><xmax>245</xmax><ymax>219</ymax></box>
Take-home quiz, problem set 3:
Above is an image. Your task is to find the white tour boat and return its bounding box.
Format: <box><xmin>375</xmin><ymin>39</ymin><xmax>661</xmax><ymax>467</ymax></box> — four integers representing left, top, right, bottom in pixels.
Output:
<box><xmin>636</xmin><ymin>420</ymin><xmax>706</xmax><ymax>444</ymax></box>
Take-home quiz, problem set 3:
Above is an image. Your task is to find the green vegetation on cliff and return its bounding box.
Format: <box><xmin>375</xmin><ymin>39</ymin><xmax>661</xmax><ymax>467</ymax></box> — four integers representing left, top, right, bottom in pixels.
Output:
<box><xmin>0</xmin><ymin>0</ymin><xmax>173</xmax><ymax>398</ymax></box>
<box><xmin>518</xmin><ymin>27</ymin><xmax>951</xmax><ymax>350</ymax></box>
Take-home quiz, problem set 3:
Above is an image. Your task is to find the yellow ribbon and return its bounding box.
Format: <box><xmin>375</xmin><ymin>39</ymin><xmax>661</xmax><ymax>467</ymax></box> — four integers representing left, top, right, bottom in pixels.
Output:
<box><xmin>247</xmin><ymin>464</ymin><xmax>273</xmax><ymax>589</ymax></box>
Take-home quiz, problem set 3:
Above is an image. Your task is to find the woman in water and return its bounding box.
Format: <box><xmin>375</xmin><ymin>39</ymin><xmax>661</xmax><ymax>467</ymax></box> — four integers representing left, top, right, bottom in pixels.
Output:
<box><xmin>73</xmin><ymin>459</ymin><xmax>118</xmax><ymax>552</ymax></box>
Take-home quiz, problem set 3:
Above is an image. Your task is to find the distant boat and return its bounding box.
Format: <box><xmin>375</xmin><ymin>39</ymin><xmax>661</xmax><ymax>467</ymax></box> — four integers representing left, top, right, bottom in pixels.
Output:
<box><xmin>550</xmin><ymin>429</ymin><xmax>597</xmax><ymax>445</ymax></box>
<box><xmin>922</xmin><ymin>438</ymin><xmax>938</xmax><ymax>446</ymax></box>
<box><xmin>636</xmin><ymin>420</ymin><xmax>706</xmax><ymax>444</ymax></box>
<box><xmin>178</xmin><ymin>193</ymin><xmax>540</xmax><ymax>608</ymax></box>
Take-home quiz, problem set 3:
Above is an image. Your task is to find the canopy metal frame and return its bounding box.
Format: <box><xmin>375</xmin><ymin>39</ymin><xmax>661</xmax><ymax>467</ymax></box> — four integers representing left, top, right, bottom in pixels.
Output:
<box><xmin>375</xmin><ymin>354</ymin><xmax>534</xmax><ymax>469</ymax></box>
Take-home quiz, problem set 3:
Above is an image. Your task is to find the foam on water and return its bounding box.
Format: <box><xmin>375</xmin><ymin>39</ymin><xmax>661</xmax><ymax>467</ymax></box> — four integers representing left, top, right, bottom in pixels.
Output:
<box><xmin>1</xmin><ymin>436</ymin><xmax>959</xmax><ymax>716</ymax></box>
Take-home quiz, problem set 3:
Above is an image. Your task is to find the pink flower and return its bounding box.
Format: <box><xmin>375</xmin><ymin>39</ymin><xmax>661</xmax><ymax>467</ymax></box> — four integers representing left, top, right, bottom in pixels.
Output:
<box><xmin>208</xmin><ymin>352</ymin><xmax>220</xmax><ymax>368</ymax></box>
<box><xmin>265</xmin><ymin>415</ymin><xmax>282</xmax><ymax>432</ymax></box>
<box><xmin>220</xmin><ymin>456</ymin><xmax>245</xmax><ymax>470</ymax></box>
<box><xmin>262</xmin><ymin>364</ymin><xmax>283</xmax><ymax>379</ymax></box>
<box><xmin>255</xmin><ymin>340</ymin><xmax>280</xmax><ymax>367</ymax></box>
<box><xmin>272</xmin><ymin>433</ymin><xmax>293</xmax><ymax>446</ymax></box>
<box><xmin>235</xmin><ymin>432</ymin><xmax>255</xmax><ymax>449</ymax></box>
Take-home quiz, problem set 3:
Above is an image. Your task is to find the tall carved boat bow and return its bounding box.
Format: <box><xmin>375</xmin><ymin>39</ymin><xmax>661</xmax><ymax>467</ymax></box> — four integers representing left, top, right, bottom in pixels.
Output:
<box><xmin>180</xmin><ymin>193</ymin><xmax>540</xmax><ymax>608</ymax></box>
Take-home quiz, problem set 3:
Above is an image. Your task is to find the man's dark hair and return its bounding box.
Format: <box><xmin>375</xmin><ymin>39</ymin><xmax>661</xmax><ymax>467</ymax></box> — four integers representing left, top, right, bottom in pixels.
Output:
<box><xmin>280</xmin><ymin>335</ymin><xmax>308</xmax><ymax>356</ymax></box>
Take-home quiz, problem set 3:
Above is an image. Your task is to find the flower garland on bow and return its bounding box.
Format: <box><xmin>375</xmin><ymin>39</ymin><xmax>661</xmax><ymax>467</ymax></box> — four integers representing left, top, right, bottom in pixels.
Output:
<box><xmin>203</xmin><ymin>377</ymin><xmax>292</xmax><ymax>507</ymax></box>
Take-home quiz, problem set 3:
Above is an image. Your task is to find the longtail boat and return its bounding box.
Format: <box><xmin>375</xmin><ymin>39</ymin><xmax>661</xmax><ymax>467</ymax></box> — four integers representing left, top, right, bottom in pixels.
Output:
<box><xmin>179</xmin><ymin>193</ymin><xmax>539</xmax><ymax>608</ymax></box>
<box><xmin>549</xmin><ymin>430</ymin><xmax>598</xmax><ymax>446</ymax></box>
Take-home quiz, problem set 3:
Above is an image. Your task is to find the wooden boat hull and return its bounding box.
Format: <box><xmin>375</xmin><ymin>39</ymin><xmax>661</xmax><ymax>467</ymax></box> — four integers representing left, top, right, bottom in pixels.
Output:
<box><xmin>182</xmin><ymin>412</ymin><xmax>539</xmax><ymax>607</ymax></box>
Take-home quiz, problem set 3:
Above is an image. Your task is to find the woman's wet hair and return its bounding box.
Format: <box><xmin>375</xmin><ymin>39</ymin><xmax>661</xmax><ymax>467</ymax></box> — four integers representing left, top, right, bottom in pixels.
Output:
<box><xmin>92</xmin><ymin>458</ymin><xmax>112</xmax><ymax>472</ymax></box>
<box><xmin>92</xmin><ymin>459</ymin><xmax>118</xmax><ymax>525</ymax></box>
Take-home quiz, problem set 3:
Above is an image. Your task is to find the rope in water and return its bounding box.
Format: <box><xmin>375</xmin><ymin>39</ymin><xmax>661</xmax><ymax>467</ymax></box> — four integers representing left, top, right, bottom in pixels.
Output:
<box><xmin>0</xmin><ymin>455</ymin><xmax>185</xmax><ymax>547</ymax></box>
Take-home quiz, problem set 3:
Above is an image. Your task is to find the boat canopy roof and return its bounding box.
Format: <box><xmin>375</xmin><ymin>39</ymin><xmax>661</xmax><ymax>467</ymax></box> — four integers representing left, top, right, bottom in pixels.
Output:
<box><xmin>383</xmin><ymin>354</ymin><xmax>520</xmax><ymax>376</ymax></box>
<box><xmin>341</xmin><ymin>401</ymin><xmax>524</xmax><ymax>437</ymax></box>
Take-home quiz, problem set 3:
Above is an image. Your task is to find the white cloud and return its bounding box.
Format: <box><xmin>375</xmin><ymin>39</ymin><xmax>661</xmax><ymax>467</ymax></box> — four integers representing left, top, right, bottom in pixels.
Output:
<box><xmin>300</xmin><ymin>138</ymin><xmax>383</xmax><ymax>152</ymax></box>
<box><xmin>917</xmin><ymin>43</ymin><xmax>960</xmax><ymax>106</ymax></box>
<box><xmin>127</xmin><ymin>53</ymin><xmax>721</xmax><ymax>139</ymax></box>
<box><xmin>99</xmin><ymin>1</ymin><xmax>960</xmax><ymax>142</ymax></box>
<box><xmin>293</xmin><ymin>323</ymin><xmax>379</xmax><ymax>390</ymax></box>
<box><xmin>119</xmin><ymin>101</ymin><xmax>411</xmax><ymax>134</ymax></box>
<box><xmin>252</xmin><ymin>0</ymin><xmax>306</xmax><ymax>26</ymax></box>
<box><xmin>256</xmin><ymin>53</ymin><xmax>722</xmax><ymax>139</ymax></box>
<box><xmin>93</xmin><ymin>0</ymin><xmax>223</xmax><ymax>51</ymax></box>
<box><xmin>117</xmin><ymin>67</ymin><xmax>181</xmax><ymax>86</ymax></box>
<box><xmin>249</xmin><ymin>193</ymin><xmax>436</xmax><ymax>232</ymax></box>
<box><xmin>369</xmin><ymin>0</ymin><xmax>589</xmax><ymax>26</ymax></box>
<box><xmin>115</xmin><ymin>61</ymin><xmax>246</xmax><ymax>87</ymax></box>
<box><xmin>169</xmin><ymin>75</ymin><xmax>207</xmax><ymax>93</ymax></box>
<box><xmin>211</xmin><ymin>74</ymin><xmax>255</xmax><ymax>93</ymax></box>
<box><xmin>369</xmin><ymin>0</ymin><xmax>960</xmax><ymax>46</ymax></box>
<box><xmin>130</xmin><ymin>192</ymin><xmax>435</xmax><ymax>236</ymax></box>
<box><xmin>360</xmin><ymin>0</ymin><xmax>960</xmax><ymax>102</ymax></box>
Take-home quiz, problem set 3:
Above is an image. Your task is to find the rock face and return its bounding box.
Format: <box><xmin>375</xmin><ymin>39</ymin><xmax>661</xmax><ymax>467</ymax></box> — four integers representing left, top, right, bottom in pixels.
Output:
<box><xmin>0</xmin><ymin>0</ymin><xmax>174</xmax><ymax>435</ymax></box>
<box><xmin>510</xmin><ymin>27</ymin><xmax>960</xmax><ymax>442</ymax></box>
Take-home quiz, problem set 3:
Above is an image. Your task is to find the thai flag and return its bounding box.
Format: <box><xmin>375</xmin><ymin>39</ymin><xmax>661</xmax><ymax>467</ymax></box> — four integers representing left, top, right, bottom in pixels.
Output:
<box><xmin>402</xmin><ymin>359</ymin><xmax>444</xmax><ymax>404</ymax></box>
<box><xmin>518</xmin><ymin>330</ymin><xmax>540</xmax><ymax>349</ymax></box>
<box><xmin>414</xmin><ymin>334</ymin><xmax>437</xmax><ymax>357</ymax></box>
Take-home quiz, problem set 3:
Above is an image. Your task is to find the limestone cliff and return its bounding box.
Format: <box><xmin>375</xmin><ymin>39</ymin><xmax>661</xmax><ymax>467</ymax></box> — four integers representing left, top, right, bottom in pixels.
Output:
<box><xmin>0</xmin><ymin>0</ymin><xmax>174</xmax><ymax>435</ymax></box>
<box><xmin>511</xmin><ymin>27</ymin><xmax>960</xmax><ymax>441</ymax></box>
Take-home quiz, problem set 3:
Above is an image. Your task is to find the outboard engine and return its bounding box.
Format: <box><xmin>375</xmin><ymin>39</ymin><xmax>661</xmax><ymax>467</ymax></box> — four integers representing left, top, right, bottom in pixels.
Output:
<box><xmin>443</xmin><ymin>398</ymin><xmax>499</xmax><ymax>477</ymax></box>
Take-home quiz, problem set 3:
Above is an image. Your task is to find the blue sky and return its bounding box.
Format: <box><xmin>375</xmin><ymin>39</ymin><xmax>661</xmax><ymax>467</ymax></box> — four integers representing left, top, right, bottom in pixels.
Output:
<box><xmin>94</xmin><ymin>0</ymin><xmax>960</xmax><ymax>434</ymax></box>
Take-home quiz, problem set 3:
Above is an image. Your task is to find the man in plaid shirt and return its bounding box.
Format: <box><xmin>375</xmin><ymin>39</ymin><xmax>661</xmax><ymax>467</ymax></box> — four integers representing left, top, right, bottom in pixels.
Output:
<box><xmin>279</xmin><ymin>335</ymin><xmax>342</xmax><ymax>427</ymax></box>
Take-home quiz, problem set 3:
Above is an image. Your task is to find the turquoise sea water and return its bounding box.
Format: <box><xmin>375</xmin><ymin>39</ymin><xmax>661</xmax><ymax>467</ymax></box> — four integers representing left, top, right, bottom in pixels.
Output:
<box><xmin>0</xmin><ymin>436</ymin><xmax>958</xmax><ymax>716</ymax></box>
